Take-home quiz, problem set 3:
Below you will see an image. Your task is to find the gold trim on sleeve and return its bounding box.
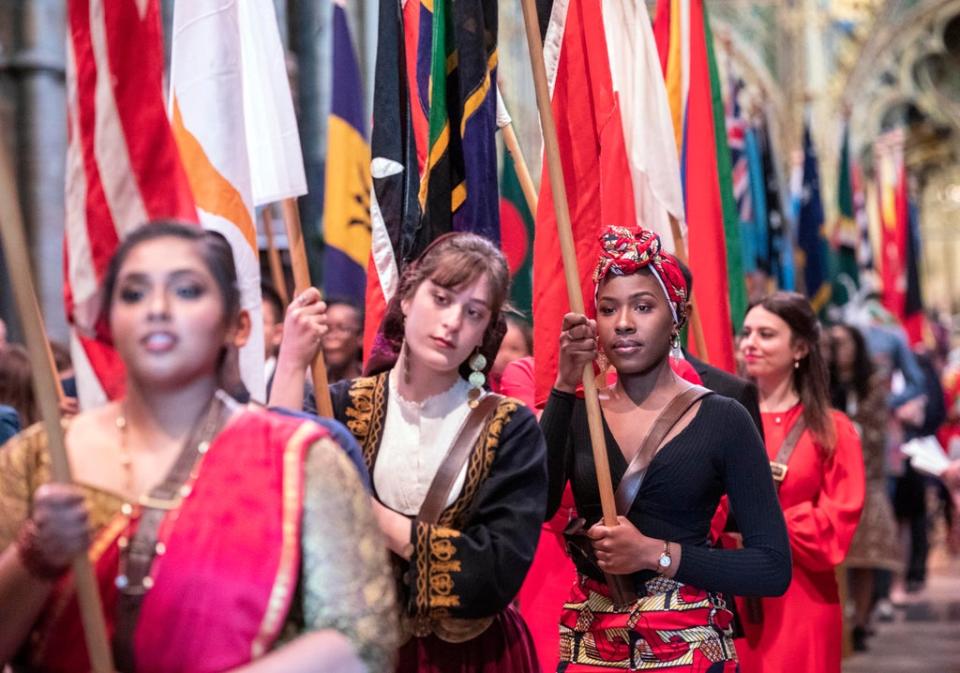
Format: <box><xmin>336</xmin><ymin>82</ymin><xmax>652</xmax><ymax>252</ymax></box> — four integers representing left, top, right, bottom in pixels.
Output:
<box><xmin>250</xmin><ymin>421</ymin><xmax>312</xmax><ymax>659</ymax></box>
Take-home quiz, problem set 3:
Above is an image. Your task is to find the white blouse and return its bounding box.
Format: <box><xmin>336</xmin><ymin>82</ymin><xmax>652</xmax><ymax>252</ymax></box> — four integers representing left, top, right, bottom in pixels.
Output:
<box><xmin>373</xmin><ymin>369</ymin><xmax>473</xmax><ymax>516</ymax></box>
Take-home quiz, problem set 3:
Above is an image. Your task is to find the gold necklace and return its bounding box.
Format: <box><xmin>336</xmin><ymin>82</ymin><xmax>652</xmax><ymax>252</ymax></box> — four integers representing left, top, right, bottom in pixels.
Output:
<box><xmin>113</xmin><ymin>403</ymin><xmax>218</xmax><ymax>594</ymax></box>
<box><xmin>114</xmin><ymin>410</ymin><xmax>143</xmax><ymax>591</ymax></box>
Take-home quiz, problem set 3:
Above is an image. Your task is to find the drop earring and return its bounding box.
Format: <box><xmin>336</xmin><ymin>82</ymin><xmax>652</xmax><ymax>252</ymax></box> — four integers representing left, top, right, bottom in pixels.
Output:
<box><xmin>793</xmin><ymin>359</ymin><xmax>800</xmax><ymax>370</ymax></box>
<box><xmin>467</xmin><ymin>349</ymin><xmax>487</xmax><ymax>408</ymax></box>
<box><xmin>671</xmin><ymin>331</ymin><xmax>682</xmax><ymax>358</ymax></box>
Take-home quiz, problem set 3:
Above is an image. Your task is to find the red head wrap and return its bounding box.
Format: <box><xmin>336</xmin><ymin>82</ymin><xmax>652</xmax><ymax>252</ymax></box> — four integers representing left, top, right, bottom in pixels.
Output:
<box><xmin>592</xmin><ymin>225</ymin><xmax>689</xmax><ymax>328</ymax></box>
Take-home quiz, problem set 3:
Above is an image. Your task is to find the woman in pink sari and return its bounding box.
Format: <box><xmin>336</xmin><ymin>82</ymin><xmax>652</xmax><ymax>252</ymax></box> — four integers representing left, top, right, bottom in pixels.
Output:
<box><xmin>0</xmin><ymin>222</ymin><xmax>397</xmax><ymax>672</ymax></box>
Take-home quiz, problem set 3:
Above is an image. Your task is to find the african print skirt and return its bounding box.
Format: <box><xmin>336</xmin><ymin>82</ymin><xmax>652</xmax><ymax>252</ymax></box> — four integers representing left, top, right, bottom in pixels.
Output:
<box><xmin>557</xmin><ymin>575</ymin><xmax>739</xmax><ymax>672</ymax></box>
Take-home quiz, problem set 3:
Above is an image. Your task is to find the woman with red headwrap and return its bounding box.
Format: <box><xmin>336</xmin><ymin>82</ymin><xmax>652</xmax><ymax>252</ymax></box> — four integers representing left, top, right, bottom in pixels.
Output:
<box><xmin>541</xmin><ymin>226</ymin><xmax>791</xmax><ymax>672</ymax></box>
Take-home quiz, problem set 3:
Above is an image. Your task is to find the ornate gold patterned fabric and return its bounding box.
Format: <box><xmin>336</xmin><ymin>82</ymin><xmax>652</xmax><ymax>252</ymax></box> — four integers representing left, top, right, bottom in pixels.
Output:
<box><xmin>0</xmin><ymin>423</ymin><xmax>123</xmax><ymax>551</ymax></box>
<box><xmin>301</xmin><ymin>435</ymin><xmax>398</xmax><ymax>672</ymax></box>
<box><xmin>344</xmin><ymin>374</ymin><xmax>389</xmax><ymax>468</ymax></box>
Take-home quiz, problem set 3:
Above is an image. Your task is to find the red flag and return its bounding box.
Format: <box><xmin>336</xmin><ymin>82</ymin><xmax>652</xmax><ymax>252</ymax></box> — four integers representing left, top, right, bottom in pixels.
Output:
<box><xmin>532</xmin><ymin>0</ymin><xmax>638</xmax><ymax>406</ymax></box>
<box><xmin>875</xmin><ymin>129</ymin><xmax>908</xmax><ymax>324</ymax></box>
<box><xmin>653</xmin><ymin>0</ymin><xmax>739</xmax><ymax>372</ymax></box>
<box><xmin>65</xmin><ymin>0</ymin><xmax>197</xmax><ymax>406</ymax></box>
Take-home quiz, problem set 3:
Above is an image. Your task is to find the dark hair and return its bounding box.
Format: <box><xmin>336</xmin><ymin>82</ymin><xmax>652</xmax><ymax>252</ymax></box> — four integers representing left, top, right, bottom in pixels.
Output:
<box><xmin>325</xmin><ymin>296</ymin><xmax>365</xmax><ymax>332</ymax></box>
<box><xmin>505</xmin><ymin>314</ymin><xmax>534</xmax><ymax>356</ymax></box>
<box><xmin>49</xmin><ymin>341</ymin><xmax>73</xmax><ymax>373</ymax></box>
<box><xmin>828</xmin><ymin>323</ymin><xmax>875</xmax><ymax>408</ymax></box>
<box><xmin>751</xmin><ymin>291</ymin><xmax>836</xmax><ymax>452</ymax></box>
<box><xmin>260</xmin><ymin>283</ymin><xmax>285</xmax><ymax>325</ymax></box>
<box><xmin>102</xmin><ymin>221</ymin><xmax>240</xmax><ymax>324</ymax></box>
<box><xmin>324</xmin><ymin>297</ymin><xmax>365</xmax><ymax>367</ymax></box>
<box><xmin>0</xmin><ymin>344</ymin><xmax>37</xmax><ymax>426</ymax></box>
<box><xmin>371</xmin><ymin>233</ymin><xmax>510</xmax><ymax>377</ymax></box>
<box><xmin>676</xmin><ymin>257</ymin><xmax>694</xmax><ymax>296</ymax></box>
<box><xmin>100</xmin><ymin>221</ymin><xmax>246</xmax><ymax>397</ymax></box>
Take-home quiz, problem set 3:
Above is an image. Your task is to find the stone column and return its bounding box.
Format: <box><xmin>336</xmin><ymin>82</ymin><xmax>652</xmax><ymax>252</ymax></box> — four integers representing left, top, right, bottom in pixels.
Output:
<box><xmin>0</xmin><ymin>0</ymin><xmax>68</xmax><ymax>342</ymax></box>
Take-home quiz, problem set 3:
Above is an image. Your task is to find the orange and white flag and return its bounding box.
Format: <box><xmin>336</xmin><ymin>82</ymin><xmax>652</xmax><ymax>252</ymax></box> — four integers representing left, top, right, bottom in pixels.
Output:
<box><xmin>169</xmin><ymin>0</ymin><xmax>306</xmax><ymax>401</ymax></box>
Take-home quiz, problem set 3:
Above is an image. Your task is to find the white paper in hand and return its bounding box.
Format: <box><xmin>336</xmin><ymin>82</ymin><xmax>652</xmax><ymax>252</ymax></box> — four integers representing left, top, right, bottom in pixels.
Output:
<box><xmin>902</xmin><ymin>436</ymin><xmax>950</xmax><ymax>477</ymax></box>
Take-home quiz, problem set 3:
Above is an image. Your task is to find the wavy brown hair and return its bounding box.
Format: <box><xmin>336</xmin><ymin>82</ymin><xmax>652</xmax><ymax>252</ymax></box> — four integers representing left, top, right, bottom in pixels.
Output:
<box><xmin>752</xmin><ymin>291</ymin><xmax>836</xmax><ymax>453</ymax></box>
<box><xmin>366</xmin><ymin>233</ymin><xmax>510</xmax><ymax>378</ymax></box>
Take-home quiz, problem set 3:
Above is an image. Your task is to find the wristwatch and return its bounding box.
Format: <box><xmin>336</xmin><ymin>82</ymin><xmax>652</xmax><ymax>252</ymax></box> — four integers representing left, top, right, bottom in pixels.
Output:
<box><xmin>657</xmin><ymin>541</ymin><xmax>673</xmax><ymax>572</ymax></box>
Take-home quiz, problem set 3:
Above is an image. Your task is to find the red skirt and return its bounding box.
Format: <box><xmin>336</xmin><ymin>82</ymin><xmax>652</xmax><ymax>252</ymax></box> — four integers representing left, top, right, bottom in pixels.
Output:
<box><xmin>396</xmin><ymin>606</ymin><xmax>541</xmax><ymax>673</ymax></box>
<box><xmin>557</xmin><ymin>575</ymin><xmax>739</xmax><ymax>672</ymax></box>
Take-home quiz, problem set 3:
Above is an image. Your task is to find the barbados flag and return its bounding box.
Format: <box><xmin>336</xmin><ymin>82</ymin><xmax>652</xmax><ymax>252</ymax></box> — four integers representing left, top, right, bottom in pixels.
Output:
<box><xmin>323</xmin><ymin>0</ymin><xmax>371</xmax><ymax>304</ymax></box>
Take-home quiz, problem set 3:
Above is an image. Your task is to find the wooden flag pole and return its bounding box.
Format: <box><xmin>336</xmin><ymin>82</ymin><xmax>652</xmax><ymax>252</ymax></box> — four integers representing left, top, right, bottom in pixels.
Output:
<box><xmin>519</xmin><ymin>0</ymin><xmax>617</xmax><ymax>528</ymax></box>
<box><xmin>502</xmin><ymin>122</ymin><xmax>539</xmax><ymax>218</ymax></box>
<box><xmin>0</xmin><ymin>127</ymin><xmax>114</xmax><ymax>673</ymax></box>
<box><xmin>668</xmin><ymin>215</ymin><xmax>710</xmax><ymax>362</ymax></box>
<box><xmin>30</xmin><ymin>291</ymin><xmax>68</xmax><ymax>406</ymax></box>
<box><xmin>279</xmin><ymin>197</ymin><xmax>334</xmax><ymax>418</ymax></box>
<box><xmin>261</xmin><ymin>206</ymin><xmax>290</xmax><ymax>307</ymax></box>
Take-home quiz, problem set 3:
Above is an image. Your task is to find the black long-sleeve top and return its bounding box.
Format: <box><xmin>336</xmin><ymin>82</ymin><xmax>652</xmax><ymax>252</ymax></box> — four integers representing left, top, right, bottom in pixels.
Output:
<box><xmin>542</xmin><ymin>388</ymin><xmax>791</xmax><ymax>597</ymax></box>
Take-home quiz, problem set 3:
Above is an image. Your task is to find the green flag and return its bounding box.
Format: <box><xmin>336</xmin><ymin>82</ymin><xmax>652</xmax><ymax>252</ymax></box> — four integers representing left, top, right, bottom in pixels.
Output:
<box><xmin>831</xmin><ymin>125</ymin><xmax>859</xmax><ymax>307</ymax></box>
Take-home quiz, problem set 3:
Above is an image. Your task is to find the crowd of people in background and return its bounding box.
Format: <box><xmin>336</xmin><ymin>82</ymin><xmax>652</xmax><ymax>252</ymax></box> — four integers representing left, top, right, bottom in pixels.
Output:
<box><xmin>1</xmin><ymin>222</ymin><xmax>960</xmax><ymax>673</ymax></box>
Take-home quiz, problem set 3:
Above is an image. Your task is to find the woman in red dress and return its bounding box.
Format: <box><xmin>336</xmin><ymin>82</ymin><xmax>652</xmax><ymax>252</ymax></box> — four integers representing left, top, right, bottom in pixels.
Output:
<box><xmin>737</xmin><ymin>291</ymin><xmax>865</xmax><ymax>673</ymax></box>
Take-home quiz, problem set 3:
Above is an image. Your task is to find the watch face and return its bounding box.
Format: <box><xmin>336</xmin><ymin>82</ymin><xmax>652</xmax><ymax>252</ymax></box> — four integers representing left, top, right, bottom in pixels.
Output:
<box><xmin>658</xmin><ymin>553</ymin><xmax>671</xmax><ymax>568</ymax></box>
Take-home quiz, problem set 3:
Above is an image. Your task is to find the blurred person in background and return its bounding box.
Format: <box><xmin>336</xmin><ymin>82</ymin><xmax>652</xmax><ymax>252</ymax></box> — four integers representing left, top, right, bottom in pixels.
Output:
<box><xmin>321</xmin><ymin>298</ymin><xmax>363</xmax><ymax>384</ymax></box>
<box><xmin>490</xmin><ymin>315</ymin><xmax>532</xmax><ymax>393</ymax></box>
<box><xmin>261</xmin><ymin>283</ymin><xmax>286</xmax><ymax>388</ymax></box>
<box><xmin>891</xmin><ymin>345</ymin><xmax>946</xmax><ymax>598</ymax></box>
<box><xmin>827</xmin><ymin>323</ymin><xmax>902</xmax><ymax>651</ymax></box>
<box><xmin>49</xmin><ymin>342</ymin><xmax>79</xmax><ymax>418</ymax></box>
<box><xmin>0</xmin><ymin>345</ymin><xmax>38</xmax><ymax>430</ymax></box>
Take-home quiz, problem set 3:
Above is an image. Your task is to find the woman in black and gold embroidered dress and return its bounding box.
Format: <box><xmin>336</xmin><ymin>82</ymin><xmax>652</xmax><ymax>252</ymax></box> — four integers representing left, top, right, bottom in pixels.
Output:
<box><xmin>269</xmin><ymin>233</ymin><xmax>547</xmax><ymax>672</ymax></box>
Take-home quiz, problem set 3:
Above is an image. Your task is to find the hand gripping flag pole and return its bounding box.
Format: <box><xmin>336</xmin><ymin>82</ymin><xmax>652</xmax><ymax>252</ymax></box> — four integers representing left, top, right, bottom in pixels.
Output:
<box><xmin>0</xmin><ymin>123</ymin><xmax>114</xmax><ymax>673</ymax></box>
<box><xmin>518</xmin><ymin>0</ymin><xmax>618</xmax><ymax>534</ymax></box>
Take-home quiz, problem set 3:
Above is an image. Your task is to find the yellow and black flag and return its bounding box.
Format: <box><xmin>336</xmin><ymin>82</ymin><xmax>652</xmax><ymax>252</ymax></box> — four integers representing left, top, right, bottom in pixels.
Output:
<box><xmin>323</xmin><ymin>0</ymin><xmax>371</xmax><ymax>304</ymax></box>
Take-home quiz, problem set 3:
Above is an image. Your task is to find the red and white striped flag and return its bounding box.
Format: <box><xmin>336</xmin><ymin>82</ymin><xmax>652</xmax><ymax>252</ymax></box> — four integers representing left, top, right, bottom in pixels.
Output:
<box><xmin>65</xmin><ymin>0</ymin><xmax>197</xmax><ymax>408</ymax></box>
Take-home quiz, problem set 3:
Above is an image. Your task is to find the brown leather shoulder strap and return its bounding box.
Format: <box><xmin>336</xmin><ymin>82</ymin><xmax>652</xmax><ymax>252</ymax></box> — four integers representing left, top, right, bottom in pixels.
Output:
<box><xmin>770</xmin><ymin>415</ymin><xmax>806</xmax><ymax>488</ymax></box>
<box><xmin>417</xmin><ymin>393</ymin><xmax>504</xmax><ymax>525</ymax></box>
<box><xmin>614</xmin><ymin>386</ymin><xmax>712</xmax><ymax>515</ymax></box>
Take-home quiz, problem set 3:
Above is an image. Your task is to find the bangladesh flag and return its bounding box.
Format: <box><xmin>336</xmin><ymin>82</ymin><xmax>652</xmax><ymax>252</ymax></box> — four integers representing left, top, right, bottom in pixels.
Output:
<box><xmin>499</xmin><ymin>152</ymin><xmax>534</xmax><ymax>318</ymax></box>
